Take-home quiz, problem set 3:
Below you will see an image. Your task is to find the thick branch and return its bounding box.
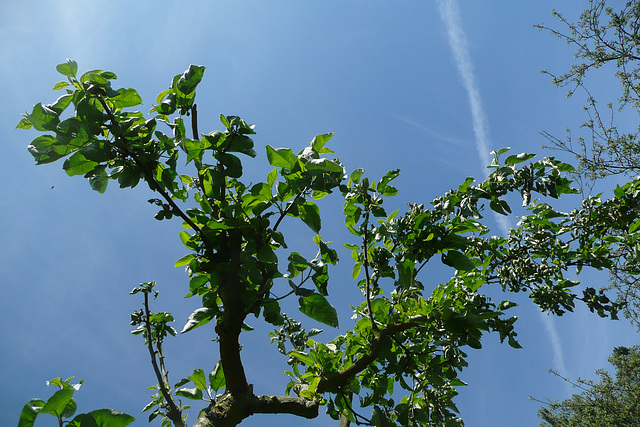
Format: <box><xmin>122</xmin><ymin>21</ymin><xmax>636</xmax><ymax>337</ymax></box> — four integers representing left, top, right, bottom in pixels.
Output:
<box><xmin>251</xmin><ymin>395</ymin><xmax>319</xmax><ymax>418</ymax></box>
<box><xmin>317</xmin><ymin>317</ymin><xmax>426</xmax><ymax>393</ymax></box>
<box><xmin>217</xmin><ymin>230</ymin><xmax>250</xmax><ymax>394</ymax></box>
<box><xmin>192</xmin><ymin>393</ymin><xmax>319</xmax><ymax>427</ymax></box>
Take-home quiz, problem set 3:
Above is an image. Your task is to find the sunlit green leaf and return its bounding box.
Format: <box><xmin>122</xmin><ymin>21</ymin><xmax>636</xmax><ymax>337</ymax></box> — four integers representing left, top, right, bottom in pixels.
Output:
<box><xmin>288</xmin><ymin>350</ymin><xmax>314</xmax><ymax>366</ymax></box>
<box><xmin>111</xmin><ymin>88</ymin><xmax>142</xmax><ymax>108</ymax></box>
<box><xmin>41</xmin><ymin>388</ymin><xmax>74</xmax><ymax>416</ymax></box>
<box><xmin>18</xmin><ymin>399</ymin><xmax>45</xmax><ymax>427</ymax></box>
<box><xmin>181</xmin><ymin>307</ymin><xmax>215</xmax><ymax>333</ymax></box>
<box><xmin>56</xmin><ymin>59</ymin><xmax>78</xmax><ymax>78</ymax></box>
<box><xmin>174</xmin><ymin>254</ymin><xmax>195</xmax><ymax>267</ymax></box>
<box><xmin>299</xmin><ymin>293</ymin><xmax>339</xmax><ymax>327</ymax></box>
<box><xmin>266</xmin><ymin>146</ymin><xmax>295</xmax><ymax>168</ymax></box>
<box><xmin>188</xmin><ymin>368</ymin><xmax>207</xmax><ymax>390</ymax></box>
<box><xmin>505</xmin><ymin>152</ymin><xmax>535</xmax><ymax>165</ymax></box>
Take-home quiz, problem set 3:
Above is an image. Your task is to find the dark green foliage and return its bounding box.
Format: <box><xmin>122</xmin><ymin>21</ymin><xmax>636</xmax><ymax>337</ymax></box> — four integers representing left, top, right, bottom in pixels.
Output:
<box><xmin>537</xmin><ymin>346</ymin><xmax>640</xmax><ymax>426</ymax></box>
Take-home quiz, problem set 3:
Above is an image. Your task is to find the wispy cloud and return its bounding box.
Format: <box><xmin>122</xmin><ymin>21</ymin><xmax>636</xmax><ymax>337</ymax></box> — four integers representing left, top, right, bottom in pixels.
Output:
<box><xmin>436</xmin><ymin>0</ymin><xmax>568</xmax><ymax>382</ymax></box>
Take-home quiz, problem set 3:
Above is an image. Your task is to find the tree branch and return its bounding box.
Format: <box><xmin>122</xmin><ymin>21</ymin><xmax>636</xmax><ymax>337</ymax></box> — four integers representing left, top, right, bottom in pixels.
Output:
<box><xmin>251</xmin><ymin>395</ymin><xmax>319</xmax><ymax>418</ymax></box>
<box><xmin>142</xmin><ymin>292</ymin><xmax>185</xmax><ymax>427</ymax></box>
<box><xmin>317</xmin><ymin>317</ymin><xmax>427</xmax><ymax>393</ymax></box>
<box><xmin>96</xmin><ymin>96</ymin><xmax>202</xmax><ymax>235</ymax></box>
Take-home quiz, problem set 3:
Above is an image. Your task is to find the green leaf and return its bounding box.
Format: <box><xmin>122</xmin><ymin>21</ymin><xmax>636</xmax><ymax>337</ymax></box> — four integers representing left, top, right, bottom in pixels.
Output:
<box><xmin>68</xmin><ymin>414</ymin><xmax>99</xmax><ymax>427</ymax></box>
<box><xmin>16</xmin><ymin>117</ymin><xmax>33</xmax><ymax>129</ymax></box>
<box><xmin>88</xmin><ymin>167</ymin><xmax>108</xmax><ymax>193</ymax></box>
<box><xmin>111</xmin><ymin>88</ymin><xmax>142</xmax><ymax>108</ymax></box>
<box><xmin>56</xmin><ymin>59</ymin><xmax>78</xmax><ymax>78</ymax></box>
<box><xmin>629</xmin><ymin>219</ymin><xmax>640</xmax><ymax>234</ymax></box>
<box><xmin>181</xmin><ymin>307</ymin><xmax>215</xmax><ymax>333</ymax></box>
<box><xmin>48</xmin><ymin>94</ymin><xmax>73</xmax><ymax>115</ymax></box>
<box><xmin>267</xmin><ymin>167</ymin><xmax>278</xmax><ymax>187</ymax></box>
<box><xmin>209</xmin><ymin>361</ymin><xmax>226</xmax><ymax>392</ymax></box>
<box><xmin>299</xmin><ymin>293</ymin><xmax>339</xmax><ymax>327</ymax></box>
<box><xmin>25</xmin><ymin>103</ymin><xmax>60</xmax><ymax>131</ymax></box>
<box><xmin>310</xmin><ymin>133</ymin><xmax>335</xmax><ymax>154</ymax></box>
<box><xmin>63</xmin><ymin>152</ymin><xmax>98</xmax><ymax>176</ymax></box>
<box><xmin>176</xmin><ymin>387</ymin><xmax>204</xmax><ymax>400</ymax></box>
<box><xmin>227</xmin><ymin>135</ymin><xmax>256</xmax><ymax>158</ymax></box>
<box><xmin>176</xmin><ymin>65</ymin><xmax>206</xmax><ymax>95</ymax></box>
<box><xmin>41</xmin><ymin>388</ymin><xmax>74</xmax><ymax>416</ymax></box>
<box><xmin>377</xmin><ymin>169</ymin><xmax>400</xmax><ymax>196</ymax></box>
<box><xmin>85</xmin><ymin>409</ymin><xmax>135</xmax><ymax>427</ymax></box>
<box><xmin>188</xmin><ymin>368</ymin><xmax>207</xmax><ymax>390</ymax></box>
<box><xmin>174</xmin><ymin>254</ymin><xmax>195</xmax><ymax>267</ymax></box>
<box><xmin>53</xmin><ymin>81</ymin><xmax>70</xmax><ymax>90</ymax></box>
<box><xmin>266</xmin><ymin>146</ymin><xmax>295</xmax><ymax>168</ymax></box>
<box><xmin>288</xmin><ymin>350</ymin><xmax>314</xmax><ymax>366</ymax></box>
<box><xmin>505</xmin><ymin>152</ymin><xmax>535</xmax><ymax>165</ymax></box>
<box><xmin>299</xmin><ymin>201</ymin><xmax>321</xmax><ymax>233</ymax></box>
<box><xmin>442</xmin><ymin>250</ymin><xmax>475</xmax><ymax>271</ymax></box>
<box><xmin>61</xmin><ymin>398</ymin><xmax>78</xmax><ymax>418</ymax></box>
<box><xmin>18</xmin><ymin>399</ymin><xmax>45</xmax><ymax>427</ymax></box>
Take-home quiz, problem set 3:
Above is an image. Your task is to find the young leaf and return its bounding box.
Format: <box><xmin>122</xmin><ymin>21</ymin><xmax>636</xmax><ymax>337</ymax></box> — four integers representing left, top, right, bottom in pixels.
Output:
<box><xmin>176</xmin><ymin>387</ymin><xmax>204</xmax><ymax>400</ymax></box>
<box><xmin>209</xmin><ymin>361</ymin><xmax>226</xmax><ymax>392</ymax></box>
<box><xmin>310</xmin><ymin>133</ymin><xmax>335</xmax><ymax>154</ymax></box>
<box><xmin>174</xmin><ymin>254</ymin><xmax>195</xmax><ymax>268</ymax></box>
<box><xmin>188</xmin><ymin>368</ymin><xmax>207</xmax><ymax>390</ymax></box>
<box><xmin>56</xmin><ymin>59</ymin><xmax>78</xmax><ymax>78</ymax></box>
<box><xmin>53</xmin><ymin>81</ymin><xmax>70</xmax><ymax>90</ymax></box>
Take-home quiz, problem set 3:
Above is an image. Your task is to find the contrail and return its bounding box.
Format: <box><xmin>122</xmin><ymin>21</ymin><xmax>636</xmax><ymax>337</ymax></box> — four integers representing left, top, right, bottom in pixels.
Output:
<box><xmin>435</xmin><ymin>0</ymin><xmax>569</xmax><ymax>381</ymax></box>
<box><xmin>436</xmin><ymin>0</ymin><xmax>491</xmax><ymax>174</ymax></box>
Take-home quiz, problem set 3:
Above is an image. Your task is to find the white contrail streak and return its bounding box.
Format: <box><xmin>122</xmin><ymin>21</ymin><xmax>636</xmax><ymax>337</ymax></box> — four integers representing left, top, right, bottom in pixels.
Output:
<box><xmin>435</xmin><ymin>0</ymin><xmax>568</xmax><ymax>381</ymax></box>
<box><xmin>436</xmin><ymin>0</ymin><xmax>491</xmax><ymax>174</ymax></box>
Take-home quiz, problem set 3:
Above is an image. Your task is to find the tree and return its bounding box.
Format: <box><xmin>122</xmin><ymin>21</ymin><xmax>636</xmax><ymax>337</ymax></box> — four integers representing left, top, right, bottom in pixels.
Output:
<box><xmin>536</xmin><ymin>0</ymin><xmax>640</xmax><ymax>328</ymax></box>
<box><xmin>536</xmin><ymin>346</ymin><xmax>640</xmax><ymax>426</ymax></box>
<box><xmin>15</xmin><ymin>60</ymin><xmax>633</xmax><ymax>426</ymax></box>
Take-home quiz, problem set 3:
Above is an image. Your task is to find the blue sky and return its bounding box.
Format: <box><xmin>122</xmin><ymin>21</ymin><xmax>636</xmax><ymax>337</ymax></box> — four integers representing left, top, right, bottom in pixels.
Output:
<box><xmin>1</xmin><ymin>1</ymin><xmax>637</xmax><ymax>426</ymax></box>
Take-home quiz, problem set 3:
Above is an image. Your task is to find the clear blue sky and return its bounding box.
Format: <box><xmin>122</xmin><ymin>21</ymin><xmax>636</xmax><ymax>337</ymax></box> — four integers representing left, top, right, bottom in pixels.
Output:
<box><xmin>1</xmin><ymin>1</ymin><xmax>637</xmax><ymax>426</ymax></box>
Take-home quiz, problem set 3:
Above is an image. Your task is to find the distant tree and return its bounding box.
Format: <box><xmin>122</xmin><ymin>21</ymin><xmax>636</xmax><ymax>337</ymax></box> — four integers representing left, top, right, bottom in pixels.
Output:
<box><xmin>536</xmin><ymin>346</ymin><xmax>640</xmax><ymax>426</ymax></box>
<box><xmin>537</xmin><ymin>0</ymin><xmax>640</xmax><ymax>329</ymax></box>
<box><xmin>15</xmin><ymin>60</ymin><xmax>634</xmax><ymax>426</ymax></box>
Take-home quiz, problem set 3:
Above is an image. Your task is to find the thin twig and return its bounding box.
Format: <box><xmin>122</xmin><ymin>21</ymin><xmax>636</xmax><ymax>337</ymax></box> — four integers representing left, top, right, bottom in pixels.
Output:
<box><xmin>142</xmin><ymin>292</ymin><xmax>186</xmax><ymax>427</ymax></box>
<box><xmin>96</xmin><ymin>96</ymin><xmax>202</xmax><ymax>235</ymax></box>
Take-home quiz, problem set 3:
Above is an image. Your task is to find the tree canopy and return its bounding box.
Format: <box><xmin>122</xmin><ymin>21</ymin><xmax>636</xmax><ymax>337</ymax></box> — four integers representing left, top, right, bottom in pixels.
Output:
<box><xmin>15</xmin><ymin>56</ymin><xmax>637</xmax><ymax>426</ymax></box>
<box><xmin>537</xmin><ymin>0</ymin><xmax>640</xmax><ymax>330</ymax></box>
<box><xmin>537</xmin><ymin>346</ymin><xmax>640</xmax><ymax>426</ymax></box>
